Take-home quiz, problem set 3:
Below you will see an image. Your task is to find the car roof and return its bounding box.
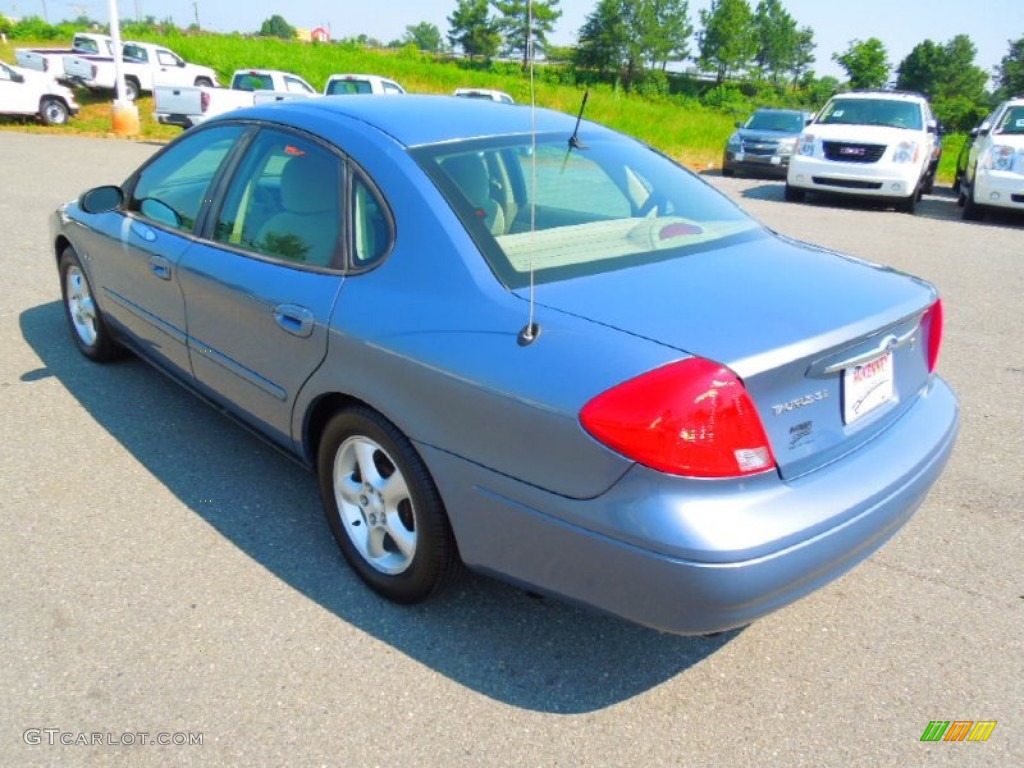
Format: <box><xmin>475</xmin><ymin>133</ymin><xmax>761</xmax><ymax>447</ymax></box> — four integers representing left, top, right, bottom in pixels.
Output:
<box><xmin>241</xmin><ymin>94</ymin><xmax>588</xmax><ymax>148</ymax></box>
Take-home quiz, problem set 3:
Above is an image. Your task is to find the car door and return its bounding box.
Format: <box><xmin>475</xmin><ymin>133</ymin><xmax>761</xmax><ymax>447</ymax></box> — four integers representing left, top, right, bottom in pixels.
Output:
<box><xmin>0</xmin><ymin>63</ymin><xmax>34</xmax><ymax>115</ymax></box>
<box><xmin>98</xmin><ymin>123</ymin><xmax>247</xmax><ymax>377</ymax></box>
<box><xmin>177</xmin><ymin>127</ymin><xmax>347</xmax><ymax>446</ymax></box>
<box><xmin>154</xmin><ymin>48</ymin><xmax>187</xmax><ymax>87</ymax></box>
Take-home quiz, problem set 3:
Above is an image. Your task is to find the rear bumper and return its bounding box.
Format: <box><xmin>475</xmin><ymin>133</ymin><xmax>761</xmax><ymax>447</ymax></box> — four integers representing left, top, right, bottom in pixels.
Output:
<box><xmin>156</xmin><ymin>113</ymin><xmax>195</xmax><ymax>129</ymax></box>
<box><xmin>421</xmin><ymin>377</ymin><xmax>958</xmax><ymax>635</ymax></box>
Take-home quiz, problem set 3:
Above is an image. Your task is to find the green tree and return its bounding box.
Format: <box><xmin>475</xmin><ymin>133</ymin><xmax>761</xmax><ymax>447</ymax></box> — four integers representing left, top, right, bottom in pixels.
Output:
<box><xmin>995</xmin><ymin>34</ymin><xmax>1024</xmax><ymax>100</ymax></box>
<box><xmin>492</xmin><ymin>0</ymin><xmax>561</xmax><ymax>68</ymax></box>
<box><xmin>259</xmin><ymin>15</ymin><xmax>295</xmax><ymax>40</ymax></box>
<box><xmin>642</xmin><ymin>0</ymin><xmax>694</xmax><ymax>71</ymax></box>
<box><xmin>896</xmin><ymin>35</ymin><xmax>988</xmax><ymax>130</ymax></box>
<box><xmin>698</xmin><ymin>0</ymin><xmax>757</xmax><ymax>84</ymax></box>
<box><xmin>404</xmin><ymin>21</ymin><xmax>443</xmax><ymax>52</ymax></box>
<box><xmin>789</xmin><ymin>25</ymin><xmax>815</xmax><ymax>86</ymax></box>
<box><xmin>448</xmin><ymin>0</ymin><xmax>501</xmax><ymax>59</ymax></box>
<box><xmin>575</xmin><ymin>1</ymin><xmax>693</xmax><ymax>89</ymax></box>
<box><xmin>833</xmin><ymin>37</ymin><xmax>889</xmax><ymax>89</ymax></box>
<box><xmin>752</xmin><ymin>0</ymin><xmax>798</xmax><ymax>83</ymax></box>
<box><xmin>575</xmin><ymin>0</ymin><xmax>629</xmax><ymax>79</ymax></box>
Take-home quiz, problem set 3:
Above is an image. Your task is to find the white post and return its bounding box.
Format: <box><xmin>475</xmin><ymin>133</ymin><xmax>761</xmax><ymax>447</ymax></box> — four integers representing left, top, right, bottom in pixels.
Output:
<box><xmin>107</xmin><ymin>0</ymin><xmax>127</xmax><ymax>107</ymax></box>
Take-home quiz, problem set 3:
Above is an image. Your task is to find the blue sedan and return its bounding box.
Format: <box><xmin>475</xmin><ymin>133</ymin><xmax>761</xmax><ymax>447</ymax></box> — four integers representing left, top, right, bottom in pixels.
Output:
<box><xmin>52</xmin><ymin>96</ymin><xmax>958</xmax><ymax>634</ymax></box>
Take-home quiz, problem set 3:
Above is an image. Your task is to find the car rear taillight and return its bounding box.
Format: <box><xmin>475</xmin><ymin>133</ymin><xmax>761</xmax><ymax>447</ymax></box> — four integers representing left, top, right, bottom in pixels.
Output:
<box><xmin>90</xmin><ymin>64</ymin><xmax>97</xmax><ymax>78</ymax></box>
<box><xmin>580</xmin><ymin>357</ymin><xmax>777</xmax><ymax>478</ymax></box>
<box><xmin>200</xmin><ymin>91</ymin><xmax>210</xmax><ymax>113</ymax></box>
<box><xmin>923</xmin><ymin>298</ymin><xmax>943</xmax><ymax>373</ymax></box>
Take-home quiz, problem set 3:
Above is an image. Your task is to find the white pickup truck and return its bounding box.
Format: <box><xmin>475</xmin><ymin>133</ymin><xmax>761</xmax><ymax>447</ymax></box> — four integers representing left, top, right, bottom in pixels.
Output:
<box><xmin>63</xmin><ymin>40</ymin><xmax>218</xmax><ymax>101</ymax></box>
<box><xmin>323</xmin><ymin>74</ymin><xmax>405</xmax><ymax>95</ymax></box>
<box><xmin>0</xmin><ymin>60</ymin><xmax>79</xmax><ymax>125</ymax></box>
<box><xmin>154</xmin><ymin>69</ymin><xmax>318</xmax><ymax>129</ymax></box>
<box><xmin>14</xmin><ymin>32</ymin><xmax>113</xmax><ymax>81</ymax></box>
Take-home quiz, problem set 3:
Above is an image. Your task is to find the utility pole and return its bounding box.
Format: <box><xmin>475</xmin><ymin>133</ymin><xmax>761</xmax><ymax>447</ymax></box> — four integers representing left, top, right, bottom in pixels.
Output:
<box><xmin>40</xmin><ymin>0</ymin><xmax>47</xmax><ymax>23</ymax></box>
<box><xmin>192</xmin><ymin>1</ymin><xmax>199</xmax><ymax>29</ymax></box>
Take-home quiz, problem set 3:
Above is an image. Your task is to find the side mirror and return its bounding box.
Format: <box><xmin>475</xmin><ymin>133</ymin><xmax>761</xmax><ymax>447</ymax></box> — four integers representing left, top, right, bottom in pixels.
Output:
<box><xmin>79</xmin><ymin>185</ymin><xmax>124</xmax><ymax>213</ymax></box>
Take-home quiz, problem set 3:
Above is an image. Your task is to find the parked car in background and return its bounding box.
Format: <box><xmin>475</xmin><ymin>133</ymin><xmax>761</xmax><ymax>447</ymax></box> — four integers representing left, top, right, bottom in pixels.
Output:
<box><xmin>956</xmin><ymin>97</ymin><xmax>1024</xmax><ymax>221</ymax></box>
<box><xmin>63</xmin><ymin>40</ymin><xmax>218</xmax><ymax>102</ymax></box>
<box><xmin>454</xmin><ymin>87</ymin><xmax>514</xmax><ymax>104</ymax></box>
<box><xmin>324</xmin><ymin>74</ymin><xmax>405</xmax><ymax>95</ymax></box>
<box><xmin>14</xmin><ymin>32</ymin><xmax>113</xmax><ymax>81</ymax></box>
<box><xmin>786</xmin><ymin>91</ymin><xmax>940</xmax><ymax>213</ymax></box>
<box><xmin>0</xmin><ymin>60</ymin><xmax>78</xmax><ymax>125</ymax></box>
<box><xmin>722</xmin><ymin>108</ymin><xmax>812</xmax><ymax>177</ymax></box>
<box><xmin>154</xmin><ymin>69</ymin><xmax>317</xmax><ymax>129</ymax></box>
<box><xmin>51</xmin><ymin>96</ymin><xmax>957</xmax><ymax>636</ymax></box>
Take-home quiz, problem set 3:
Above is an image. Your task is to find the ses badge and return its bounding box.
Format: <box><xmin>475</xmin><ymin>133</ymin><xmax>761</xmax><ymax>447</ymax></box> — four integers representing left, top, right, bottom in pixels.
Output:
<box><xmin>843</xmin><ymin>350</ymin><xmax>894</xmax><ymax>423</ymax></box>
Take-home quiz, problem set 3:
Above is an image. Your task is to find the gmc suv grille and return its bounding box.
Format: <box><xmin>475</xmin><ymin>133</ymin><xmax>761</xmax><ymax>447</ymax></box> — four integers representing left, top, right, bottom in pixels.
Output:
<box><xmin>822</xmin><ymin>142</ymin><xmax>886</xmax><ymax>164</ymax></box>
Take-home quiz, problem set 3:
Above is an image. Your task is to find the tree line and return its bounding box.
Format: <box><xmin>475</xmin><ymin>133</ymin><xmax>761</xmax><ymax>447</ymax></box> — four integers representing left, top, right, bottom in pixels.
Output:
<box><xmin>3</xmin><ymin>3</ymin><xmax>1023</xmax><ymax>132</ymax></box>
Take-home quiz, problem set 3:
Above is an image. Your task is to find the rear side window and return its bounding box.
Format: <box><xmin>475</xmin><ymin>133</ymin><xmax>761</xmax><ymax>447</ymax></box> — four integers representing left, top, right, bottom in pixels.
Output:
<box><xmin>212</xmin><ymin>130</ymin><xmax>342</xmax><ymax>268</ymax></box>
<box><xmin>123</xmin><ymin>44</ymin><xmax>148</xmax><ymax>63</ymax></box>
<box><xmin>128</xmin><ymin>124</ymin><xmax>243</xmax><ymax>233</ymax></box>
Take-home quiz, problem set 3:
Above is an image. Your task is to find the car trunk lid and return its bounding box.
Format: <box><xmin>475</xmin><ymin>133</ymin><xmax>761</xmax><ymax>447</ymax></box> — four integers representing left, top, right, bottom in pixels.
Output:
<box><xmin>518</xmin><ymin>232</ymin><xmax>938</xmax><ymax>480</ymax></box>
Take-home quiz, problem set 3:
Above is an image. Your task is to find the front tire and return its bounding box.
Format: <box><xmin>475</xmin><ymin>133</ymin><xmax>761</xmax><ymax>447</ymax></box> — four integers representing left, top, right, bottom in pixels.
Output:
<box><xmin>40</xmin><ymin>97</ymin><xmax>69</xmax><ymax>126</ymax></box>
<box><xmin>317</xmin><ymin>407</ymin><xmax>460</xmax><ymax>604</ymax></box>
<box><xmin>784</xmin><ymin>183</ymin><xmax>805</xmax><ymax>202</ymax></box>
<box><xmin>962</xmin><ymin>178</ymin><xmax>985</xmax><ymax>221</ymax></box>
<box><xmin>59</xmin><ymin>247</ymin><xmax>121</xmax><ymax>361</ymax></box>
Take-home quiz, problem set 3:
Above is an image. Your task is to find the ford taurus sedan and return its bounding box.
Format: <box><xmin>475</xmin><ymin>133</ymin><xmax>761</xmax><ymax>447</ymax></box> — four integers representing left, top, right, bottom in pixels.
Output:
<box><xmin>52</xmin><ymin>95</ymin><xmax>958</xmax><ymax>635</ymax></box>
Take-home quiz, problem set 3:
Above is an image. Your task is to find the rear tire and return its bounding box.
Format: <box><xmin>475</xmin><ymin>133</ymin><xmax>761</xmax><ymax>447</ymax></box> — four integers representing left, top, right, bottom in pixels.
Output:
<box><xmin>194</xmin><ymin>77</ymin><xmax>213</xmax><ymax>88</ymax></box>
<box><xmin>40</xmin><ymin>97</ymin><xmax>69</xmax><ymax>126</ymax></box>
<box><xmin>59</xmin><ymin>247</ymin><xmax>122</xmax><ymax>362</ymax></box>
<box><xmin>123</xmin><ymin>77</ymin><xmax>140</xmax><ymax>102</ymax></box>
<box><xmin>784</xmin><ymin>183</ymin><xmax>805</xmax><ymax>202</ymax></box>
<box><xmin>317</xmin><ymin>406</ymin><xmax>461</xmax><ymax>604</ymax></box>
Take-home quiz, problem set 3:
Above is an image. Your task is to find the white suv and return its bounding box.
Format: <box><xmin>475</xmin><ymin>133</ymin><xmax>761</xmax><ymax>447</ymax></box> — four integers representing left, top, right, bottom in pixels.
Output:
<box><xmin>786</xmin><ymin>91</ymin><xmax>939</xmax><ymax>213</ymax></box>
<box><xmin>958</xmin><ymin>97</ymin><xmax>1024</xmax><ymax>221</ymax></box>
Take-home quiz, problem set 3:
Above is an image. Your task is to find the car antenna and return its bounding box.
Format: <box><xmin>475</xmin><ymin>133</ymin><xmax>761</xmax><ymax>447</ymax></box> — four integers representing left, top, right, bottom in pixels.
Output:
<box><xmin>560</xmin><ymin>88</ymin><xmax>590</xmax><ymax>174</ymax></box>
<box><xmin>518</xmin><ymin>0</ymin><xmax>541</xmax><ymax>346</ymax></box>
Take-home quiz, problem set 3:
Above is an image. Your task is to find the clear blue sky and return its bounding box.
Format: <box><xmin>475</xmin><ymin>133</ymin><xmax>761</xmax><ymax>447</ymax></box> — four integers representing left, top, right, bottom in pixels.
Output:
<box><xmin>33</xmin><ymin>0</ymin><xmax>1022</xmax><ymax>82</ymax></box>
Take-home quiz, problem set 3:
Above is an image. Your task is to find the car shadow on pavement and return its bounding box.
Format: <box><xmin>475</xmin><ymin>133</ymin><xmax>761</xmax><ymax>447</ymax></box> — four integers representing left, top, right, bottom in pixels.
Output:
<box><xmin>736</xmin><ymin>181</ymin><xmax>1024</xmax><ymax>226</ymax></box>
<box><xmin>20</xmin><ymin>300</ymin><xmax>740</xmax><ymax>714</ymax></box>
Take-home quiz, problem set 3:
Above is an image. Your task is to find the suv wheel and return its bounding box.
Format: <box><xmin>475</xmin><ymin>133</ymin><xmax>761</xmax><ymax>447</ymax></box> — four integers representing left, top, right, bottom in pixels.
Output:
<box><xmin>962</xmin><ymin>178</ymin><xmax>985</xmax><ymax>221</ymax></box>
<box><xmin>784</xmin><ymin>184</ymin><xmax>805</xmax><ymax>203</ymax></box>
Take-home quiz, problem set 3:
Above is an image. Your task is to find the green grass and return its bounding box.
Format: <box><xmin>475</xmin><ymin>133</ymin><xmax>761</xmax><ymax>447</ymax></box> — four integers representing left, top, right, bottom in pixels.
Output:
<box><xmin>1</xmin><ymin>32</ymin><xmax>963</xmax><ymax>181</ymax></box>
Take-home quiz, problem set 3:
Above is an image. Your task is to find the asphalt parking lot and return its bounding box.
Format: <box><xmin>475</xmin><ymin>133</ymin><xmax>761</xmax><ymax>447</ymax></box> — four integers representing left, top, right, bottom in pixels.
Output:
<box><xmin>1</xmin><ymin>131</ymin><xmax>1021</xmax><ymax>767</ymax></box>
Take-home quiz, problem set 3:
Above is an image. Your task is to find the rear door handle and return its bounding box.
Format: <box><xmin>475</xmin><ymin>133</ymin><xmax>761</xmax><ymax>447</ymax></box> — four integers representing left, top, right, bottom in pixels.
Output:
<box><xmin>149</xmin><ymin>254</ymin><xmax>171</xmax><ymax>280</ymax></box>
<box><xmin>273</xmin><ymin>304</ymin><xmax>315</xmax><ymax>338</ymax></box>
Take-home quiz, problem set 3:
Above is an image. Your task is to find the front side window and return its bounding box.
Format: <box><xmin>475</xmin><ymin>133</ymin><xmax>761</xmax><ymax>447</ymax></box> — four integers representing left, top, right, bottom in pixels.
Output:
<box><xmin>213</xmin><ymin>129</ymin><xmax>342</xmax><ymax>268</ymax></box>
<box><xmin>128</xmin><ymin>124</ymin><xmax>244</xmax><ymax>233</ymax></box>
<box><xmin>157</xmin><ymin>50</ymin><xmax>182</xmax><ymax>67</ymax></box>
<box><xmin>416</xmin><ymin>133</ymin><xmax>759</xmax><ymax>288</ymax></box>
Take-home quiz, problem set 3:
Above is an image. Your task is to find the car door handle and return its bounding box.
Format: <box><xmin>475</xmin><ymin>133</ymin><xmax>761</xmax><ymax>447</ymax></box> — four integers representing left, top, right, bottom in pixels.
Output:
<box><xmin>149</xmin><ymin>255</ymin><xmax>171</xmax><ymax>280</ymax></box>
<box><xmin>273</xmin><ymin>304</ymin><xmax>315</xmax><ymax>338</ymax></box>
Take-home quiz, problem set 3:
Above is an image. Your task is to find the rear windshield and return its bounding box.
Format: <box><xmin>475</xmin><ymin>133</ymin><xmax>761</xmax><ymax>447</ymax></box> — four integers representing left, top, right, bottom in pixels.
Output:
<box><xmin>327</xmin><ymin>78</ymin><xmax>373</xmax><ymax>95</ymax></box>
<box><xmin>746</xmin><ymin>111</ymin><xmax>805</xmax><ymax>132</ymax></box>
<box><xmin>817</xmin><ymin>98</ymin><xmax>923</xmax><ymax>130</ymax></box>
<box><xmin>414</xmin><ymin>133</ymin><xmax>759</xmax><ymax>288</ymax></box>
<box><xmin>233</xmin><ymin>73</ymin><xmax>275</xmax><ymax>91</ymax></box>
